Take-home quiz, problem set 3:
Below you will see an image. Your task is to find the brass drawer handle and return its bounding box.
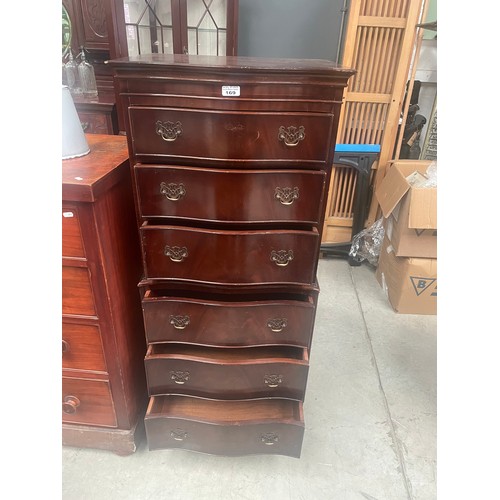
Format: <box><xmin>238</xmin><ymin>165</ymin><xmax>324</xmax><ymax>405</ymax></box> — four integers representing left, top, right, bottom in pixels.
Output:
<box><xmin>270</xmin><ymin>250</ymin><xmax>293</xmax><ymax>267</ymax></box>
<box><xmin>160</xmin><ymin>182</ymin><xmax>186</xmax><ymax>201</ymax></box>
<box><xmin>62</xmin><ymin>395</ymin><xmax>80</xmax><ymax>414</ymax></box>
<box><xmin>170</xmin><ymin>429</ymin><xmax>188</xmax><ymax>441</ymax></box>
<box><xmin>62</xmin><ymin>339</ymin><xmax>70</xmax><ymax>353</ymax></box>
<box><xmin>156</xmin><ymin>120</ymin><xmax>182</xmax><ymax>142</ymax></box>
<box><xmin>264</xmin><ymin>374</ymin><xmax>283</xmax><ymax>388</ymax></box>
<box><xmin>267</xmin><ymin>318</ymin><xmax>287</xmax><ymax>333</ymax></box>
<box><xmin>278</xmin><ymin>126</ymin><xmax>305</xmax><ymax>147</ymax></box>
<box><xmin>170</xmin><ymin>370</ymin><xmax>190</xmax><ymax>384</ymax></box>
<box><xmin>164</xmin><ymin>245</ymin><xmax>188</xmax><ymax>263</ymax></box>
<box><xmin>170</xmin><ymin>315</ymin><xmax>190</xmax><ymax>330</ymax></box>
<box><xmin>275</xmin><ymin>187</ymin><xmax>299</xmax><ymax>205</ymax></box>
<box><xmin>261</xmin><ymin>432</ymin><xmax>279</xmax><ymax>445</ymax></box>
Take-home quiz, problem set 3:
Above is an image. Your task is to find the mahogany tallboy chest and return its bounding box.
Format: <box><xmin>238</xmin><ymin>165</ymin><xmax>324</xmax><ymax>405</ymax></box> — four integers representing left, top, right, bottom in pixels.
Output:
<box><xmin>108</xmin><ymin>54</ymin><xmax>355</xmax><ymax>457</ymax></box>
<box><xmin>62</xmin><ymin>134</ymin><xmax>147</xmax><ymax>455</ymax></box>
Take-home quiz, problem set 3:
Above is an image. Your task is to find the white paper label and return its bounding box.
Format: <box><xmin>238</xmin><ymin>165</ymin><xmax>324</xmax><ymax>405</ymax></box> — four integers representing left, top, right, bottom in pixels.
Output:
<box><xmin>63</xmin><ymin>212</ymin><xmax>74</xmax><ymax>218</ymax></box>
<box><xmin>222</xmin><ymin>86</ymin><xmax>240</xmax><ymax>97</ymax></box>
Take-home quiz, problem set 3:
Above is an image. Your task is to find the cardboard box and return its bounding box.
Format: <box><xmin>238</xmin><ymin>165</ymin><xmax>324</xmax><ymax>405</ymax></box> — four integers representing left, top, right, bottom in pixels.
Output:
<box><xmin>375</xmin><ymin>160</ymin><xmax>437</xmax><ymax>258</ymax></box>
<box><xmin>376</xmin><ymin>236</ymin><xmax>437</xmax><ymax>315</ymax></box>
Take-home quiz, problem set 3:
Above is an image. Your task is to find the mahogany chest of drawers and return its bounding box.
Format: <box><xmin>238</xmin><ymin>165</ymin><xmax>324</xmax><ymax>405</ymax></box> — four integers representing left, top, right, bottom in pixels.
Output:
<box><xmin>109</xmin><ymin>54</ymin><xmax>354</xmax><ymax>457</ymax></box>
<box><xmin>62</xmin><ymin>134</ymin><xmax>147</xmax><ymax>455</ymax></box>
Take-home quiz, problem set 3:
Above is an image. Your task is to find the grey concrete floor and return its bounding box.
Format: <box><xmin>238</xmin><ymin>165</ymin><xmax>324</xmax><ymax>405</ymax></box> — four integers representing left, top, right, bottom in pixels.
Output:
<box><xmin>62</xmin><ymin>258</ymin><xmax>437</xmax><ymax>500</ymax></box>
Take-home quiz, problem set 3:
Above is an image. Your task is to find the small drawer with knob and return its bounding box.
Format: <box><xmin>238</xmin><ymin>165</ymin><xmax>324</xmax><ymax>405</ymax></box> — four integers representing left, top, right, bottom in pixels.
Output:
<box><xmin>62</xmin><ymin>321</ymin><xmax>107</xmax><ymax>372</ymax></box>
<box><xmin>142</xmin><ymin>290</ymin><xmax>316</xmax><ymax>348</ymax></box>
<box><xmin>140</xmin><ymin>223</ymin><xmax>319</xmax><ymax>286</ymax></box>
<box><xmin>62</xmin><ymin>266</ymin><xmax>96</xmax><ymax>317</ymax></box>
<box><xmin>144</xmin><ymin>344</ymin><xmax>309</xmax><ymax>401</ymax></box>
<box><xmin>62</xmin><ymin>377</ymin><xmax>117</xmax><ymax>427</ymax></box>
<box><xmin>128</xmin><ymin>106</ymin><xmax>332</xmax><ymax>167</ymax></box>
<box><xmin>135</xmin><ymin>164</ymin><xmax>326</xmax><ymax>225</ymax></box>
<box><xmin>144</xmin><ymin>395</ymin><xmax>305</xmax><ymax>457</ymax></box>
<box><xmin>62</xmin><ymin>206</ymin><xmax>85</xmax><ymax>259</ymax></box>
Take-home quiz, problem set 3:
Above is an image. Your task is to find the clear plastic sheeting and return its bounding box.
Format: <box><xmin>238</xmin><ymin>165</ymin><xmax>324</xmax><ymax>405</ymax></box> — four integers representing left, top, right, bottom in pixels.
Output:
<box><xmin>349</xmin><ymin>218</ymin><xmax>385</xmax><ymax>266</ymax></box>
<box><xmin>406</xmin><ymin>160</ymin><xmax>437</xmax><ymax>188</ymax></box>
<box><xmin>421</xmin><ymin>160</ymin><xmax>437</xmax><ymax>188</ymax></box>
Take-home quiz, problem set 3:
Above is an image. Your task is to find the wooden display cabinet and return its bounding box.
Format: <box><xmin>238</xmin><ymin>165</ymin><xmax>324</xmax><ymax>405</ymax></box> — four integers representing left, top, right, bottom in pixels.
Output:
<box><xmin>62</xmin><ymin>0</ymin><xmax>239</xmax><ymax>134</ymax></box>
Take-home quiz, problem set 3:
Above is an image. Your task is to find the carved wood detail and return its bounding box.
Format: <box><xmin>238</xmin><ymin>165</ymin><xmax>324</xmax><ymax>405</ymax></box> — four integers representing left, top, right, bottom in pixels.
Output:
<box><xmin>82</xmin><ymin>0</ymin><xmax>108</xmax><ymax>38</ymax></box>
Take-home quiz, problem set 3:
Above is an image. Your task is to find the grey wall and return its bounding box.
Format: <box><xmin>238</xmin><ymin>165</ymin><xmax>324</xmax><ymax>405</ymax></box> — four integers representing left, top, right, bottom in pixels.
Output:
<box><xmin>237</xmin><ymin>0</ymin><xmax>347</xmax><ymax>61</ymax></box>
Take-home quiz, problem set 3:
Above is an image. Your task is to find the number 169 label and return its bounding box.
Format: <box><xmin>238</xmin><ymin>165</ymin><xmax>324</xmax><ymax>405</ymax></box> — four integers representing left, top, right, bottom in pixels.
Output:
<box><xmin>222</xmin><ymin>85</ymin><xmax>240</xmax><ymax>97</ymax></box>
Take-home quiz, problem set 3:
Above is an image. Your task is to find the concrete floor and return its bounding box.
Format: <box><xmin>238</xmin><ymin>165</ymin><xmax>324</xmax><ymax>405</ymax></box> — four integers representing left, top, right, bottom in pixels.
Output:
<box><xmin>62</xmin><ymin>258</ymin><xmax>437</xmax><ymax>500</ymax></box>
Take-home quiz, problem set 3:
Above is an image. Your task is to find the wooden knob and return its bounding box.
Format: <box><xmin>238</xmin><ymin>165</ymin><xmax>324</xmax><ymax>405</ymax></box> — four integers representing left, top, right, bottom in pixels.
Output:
<box><xmin>62</xmin><ymin>340</ymin><xmax>70</xmax><ymax>353</ymax></box>
<box><xmin>62</xmin><ymin>395</ymin><xmax>80</xmax><ymax>414</ymax></box>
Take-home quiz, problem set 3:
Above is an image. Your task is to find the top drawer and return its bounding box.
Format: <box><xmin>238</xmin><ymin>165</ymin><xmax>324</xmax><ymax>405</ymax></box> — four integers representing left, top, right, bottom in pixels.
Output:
<box><xmin>122</xmin><ymin>76</ymin><xmax>339</xmax><ymax>103</ymax></box>
<box><xmin>121</xmin><ymin>79</ymin><xmax>339</xmax><ymax>113</ymax></box>
<box><xmin>128</xmin><ymin>107</ymin><xmax>333</xmax><ymax>168</ymax></box>
<box><xmin>62</xmin><ymin>207</ymin><xmax>85</xmax><ymax>259</ymax></box>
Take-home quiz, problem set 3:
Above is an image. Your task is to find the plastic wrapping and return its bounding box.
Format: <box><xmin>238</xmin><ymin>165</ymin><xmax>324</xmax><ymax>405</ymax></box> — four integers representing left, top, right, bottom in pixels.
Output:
<box><xmin>421</xmin><ymin>160</ymin><xmax>437</xmax><ymax>188</ymax></box>
<box><xmin>406</xmin><ymin>161</ymin><xmax>437</xmax><ymax>188</ymax></box>
<box><xmin>349</xmin><ymin>218</ymin><xmax>385</xmax><ymax>266</ymax></box>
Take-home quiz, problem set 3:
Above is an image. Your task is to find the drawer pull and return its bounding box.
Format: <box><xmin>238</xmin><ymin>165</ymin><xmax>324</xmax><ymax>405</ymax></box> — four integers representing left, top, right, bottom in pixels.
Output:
<box><xmin>164</xmin><ymin>245</ymin><xmax>188</xmax><ymax>262</ymax></box>
<box><xmin>275</xmin><ymin>186</ymin><xmax>299</xmax><ymax>205</ymax></box>
<box><xmin>170</xmin><ymin>429</ymin><xmax>188</xmax><ymax>441</ymax></box>
<box><xmin>270</xmin><ymin>249</ymin><xmax>294</xmax><ymax>267</ymax></box>
<box><xmin>170</xmin><ymin>315</ymin><xmax>190</xmax><ymax>330</ymax></box>
<box><xmin>156</xmin><ymin>120</ymin><xmax>182</xmax><ymax>142</ymax></box>
<box><xmin>267</xmin><ymin>318</ymin><xmax>287</xmax><ymax>333</ymax></box>
<box><xmin>160</xmin><ymin>182</ymin><xmax>186</xmax><ymax>201</ymax></box>
<box><xmin>170</xmin><ymin>371</ymin><xmax>190</xmax><ymax>384</ymax></box>
<box><xmin>264</xmin><ymin>374</ymin><xmax>283</xmax><ymax>388</ymax></box>
<box><xmin>62</xmin><ymin>395</ymin><xmax>80</xmax><ymax>414</ymax></box>
<box><xmin>62</xmin><ymin>339</ymin><xmax>70</xmax><ymax>353</ymax></box>
<box><xmin>261</xmin><ymin>432</ymin><xmax>279</xmax><ymax>445</ymax></box>
<box><xmin>278</xmin><ymin>125</ymin><xmax>305</xmax><ymax>147</ymax></box>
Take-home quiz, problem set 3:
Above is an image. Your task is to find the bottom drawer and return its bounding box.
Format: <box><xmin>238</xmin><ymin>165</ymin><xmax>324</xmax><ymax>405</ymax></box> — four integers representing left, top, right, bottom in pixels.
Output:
<box><xmin>62</xmin><ymin>377</ymin><xmax>117</xmax><ymax>428</ymax></box>
<box><xmin>145</xmin><ymin>395</ymin><xmax>304</xmax><ymax>457</ymax></box>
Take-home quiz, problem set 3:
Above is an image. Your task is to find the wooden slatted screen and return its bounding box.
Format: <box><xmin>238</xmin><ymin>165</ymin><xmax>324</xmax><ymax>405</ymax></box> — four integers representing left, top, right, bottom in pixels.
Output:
<box><xmin>322</xmin><ymin>0</ymin><xmax>428</xmax><ymax>243</ymax></box>
<box><xmin>323</xmin><ymin>165</ymin><xmax>360</xmax><ymax>244</ymax></box>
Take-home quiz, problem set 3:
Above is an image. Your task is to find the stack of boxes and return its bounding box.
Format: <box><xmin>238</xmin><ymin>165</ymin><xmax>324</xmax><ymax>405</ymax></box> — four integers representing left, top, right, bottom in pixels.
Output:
<box><xmin>374</xmin><ymin>160</ymin><xmax>437</xmax><ymax>315</ymax></box>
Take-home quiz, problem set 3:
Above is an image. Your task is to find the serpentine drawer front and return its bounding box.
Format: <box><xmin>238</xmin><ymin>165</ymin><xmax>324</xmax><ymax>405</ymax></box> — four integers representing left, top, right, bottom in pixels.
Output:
<box><xmin>129</xmin><ymin>107</ymin><xmax>332</xmax><ymax>167</ymax></box>
<box><xmin>109</xmin><ymin>54</ymin><xmax>354</xmax><ymax>457</ymax></box>
<box><xmin>141</xmin><ymin>291</ymin><xmax>316</xmax><ymax>348</ymax></box>
<box><xmin>135</xmin><ymin>165</ymin><xmax>326</xmax><ymax>224</ymax></box>
<box><xmin>144</xmin><ymin>344</ymin><xmax>309</xmax><ymax>401</ymax></box>
<box><xmin>141</xmin><ymin>224</ymin><xmax>319</xmax><ymax>286</ymax></box>
<box><xmin>144</xmin><ymin>396</ymin><xmax>305</xmax><ymax>458</ymax></box>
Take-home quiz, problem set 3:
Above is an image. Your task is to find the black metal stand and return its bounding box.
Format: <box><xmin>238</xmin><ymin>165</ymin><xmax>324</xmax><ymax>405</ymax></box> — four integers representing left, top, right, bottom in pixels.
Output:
<box><xmin>321</xmin><ymin>147</ymin><xmax>379</xmax><ymax>266</ymax></box>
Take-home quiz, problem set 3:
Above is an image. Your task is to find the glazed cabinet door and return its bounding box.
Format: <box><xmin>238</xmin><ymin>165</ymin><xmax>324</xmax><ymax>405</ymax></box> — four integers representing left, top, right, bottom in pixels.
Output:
<box><xmin>120</xmin><ymin>0</ymin><xmax>238</xmax><ymax>56</ymax></box>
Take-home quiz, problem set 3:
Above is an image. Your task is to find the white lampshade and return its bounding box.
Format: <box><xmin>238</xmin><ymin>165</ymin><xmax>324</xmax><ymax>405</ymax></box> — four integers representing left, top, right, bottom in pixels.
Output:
<box><xmin>62</xmin><ymin>85</ymin><xmax>90</xmax><ymax>160</ymax></box>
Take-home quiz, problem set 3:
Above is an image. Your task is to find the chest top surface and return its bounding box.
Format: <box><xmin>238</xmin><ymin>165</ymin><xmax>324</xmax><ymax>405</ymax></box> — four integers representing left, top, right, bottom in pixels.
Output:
<box><xmin>107</xmin><ymin>54</ymin><xmax>356</xmax><ymax>82</ymax></box>
<box><xmin>62</xmin><ymin>134</ymin><xmax>129</xmax><ymax>203</ymax></box>
<box><xmin>109</xmin><ymin>53</ymin><xmax>353</xmax><ymax>71</ymax></box>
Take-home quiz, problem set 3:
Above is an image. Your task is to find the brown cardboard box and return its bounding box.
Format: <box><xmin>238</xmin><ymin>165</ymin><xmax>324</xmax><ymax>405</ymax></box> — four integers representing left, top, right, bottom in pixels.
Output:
<box><xmin>376</xmin><ymin>236</ymin><xmax>437</xmax><ymax>315</ymax></box>
<box><xmin>375</xmin><ymin>160</ymin><xmax>437</xmax><ymax>258</ymax></box>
